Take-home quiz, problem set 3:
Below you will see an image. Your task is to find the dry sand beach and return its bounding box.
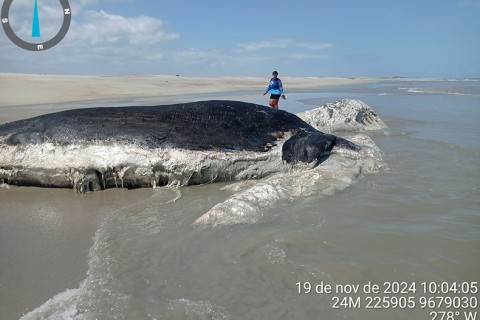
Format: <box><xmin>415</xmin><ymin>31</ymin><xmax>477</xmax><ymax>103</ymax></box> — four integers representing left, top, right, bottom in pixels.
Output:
<box><xmin>0</xmin><ymin>72</ymin><xmax>370</xmax><ymax>107</ymax></box>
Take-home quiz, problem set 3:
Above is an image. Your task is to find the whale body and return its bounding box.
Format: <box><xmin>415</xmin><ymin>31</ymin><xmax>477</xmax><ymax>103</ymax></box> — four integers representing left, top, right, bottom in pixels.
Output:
<box><xmin>0</xmin><ymin>100</ymin><xmax>360</xmax><ymax>192</ymax></box>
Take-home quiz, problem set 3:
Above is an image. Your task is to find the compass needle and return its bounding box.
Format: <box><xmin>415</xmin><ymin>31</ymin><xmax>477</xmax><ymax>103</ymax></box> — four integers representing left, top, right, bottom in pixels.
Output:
<box><xmin>32</xmin><ymin>0</ymin><xmax>40</xmax><ymax>37</ymax></box>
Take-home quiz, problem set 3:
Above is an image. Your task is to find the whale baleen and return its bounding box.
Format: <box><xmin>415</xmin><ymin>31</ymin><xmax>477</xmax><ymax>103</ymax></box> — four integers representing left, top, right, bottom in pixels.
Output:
<box><xmin>0</xmin><ymin>100</ymin><xmax>362</xmax><ymax>192</ymax></box>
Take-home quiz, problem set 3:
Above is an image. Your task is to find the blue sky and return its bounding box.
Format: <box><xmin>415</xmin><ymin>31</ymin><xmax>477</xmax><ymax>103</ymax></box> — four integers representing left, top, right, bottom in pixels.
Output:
<box><xmin>1</xmin><ymin>0</ymin><xmax>479</xmax><ymax>77</ymax></box>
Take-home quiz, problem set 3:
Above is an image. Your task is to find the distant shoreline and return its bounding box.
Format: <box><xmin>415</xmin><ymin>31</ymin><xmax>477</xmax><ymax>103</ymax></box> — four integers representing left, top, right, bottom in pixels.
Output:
<box><xmin>0</xmin><ymin>73</ymin><xmax>373</xmax><ymax>108</ymax></box>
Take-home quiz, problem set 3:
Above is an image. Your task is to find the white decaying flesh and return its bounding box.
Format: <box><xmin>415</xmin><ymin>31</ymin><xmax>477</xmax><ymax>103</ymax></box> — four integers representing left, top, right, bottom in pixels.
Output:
<box><xmin>297</xmin><ymin>99</ymin><xmax>388</xmax><ymax>133</ymax></box>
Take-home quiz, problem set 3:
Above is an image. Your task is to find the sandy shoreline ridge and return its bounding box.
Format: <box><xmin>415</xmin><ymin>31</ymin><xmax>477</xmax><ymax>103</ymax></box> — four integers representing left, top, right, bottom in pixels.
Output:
<box><xmin>0</xmin><ymin>73</ymin><xmax>373</xmax><ymax>108</ymax></box>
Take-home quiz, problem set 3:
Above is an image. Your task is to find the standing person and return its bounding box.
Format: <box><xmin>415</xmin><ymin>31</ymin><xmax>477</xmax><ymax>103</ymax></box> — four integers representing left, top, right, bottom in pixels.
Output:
<box><xmin>263</xmin><ymin>71</ymin><xmax>286</xmax><ymax>110</ymax></box>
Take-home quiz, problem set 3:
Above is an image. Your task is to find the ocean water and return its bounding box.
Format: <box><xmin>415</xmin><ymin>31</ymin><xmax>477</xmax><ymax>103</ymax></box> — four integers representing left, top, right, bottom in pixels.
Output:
<box><xmin>1</xmin><ymin>79</ymin><xmax>479</xmax><ymax>319</ymax></box>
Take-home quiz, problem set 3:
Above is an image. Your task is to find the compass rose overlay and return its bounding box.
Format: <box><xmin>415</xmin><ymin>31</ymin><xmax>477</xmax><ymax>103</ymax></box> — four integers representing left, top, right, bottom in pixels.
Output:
<box><xmin>1</xmin><ymin>0</ymin><xmax>71</xmax><ymax>51</ymax></box>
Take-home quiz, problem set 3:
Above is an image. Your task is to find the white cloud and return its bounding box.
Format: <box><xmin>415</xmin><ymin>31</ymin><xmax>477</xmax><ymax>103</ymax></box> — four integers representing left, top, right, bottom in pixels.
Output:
<box><xmin>69</xmin><ymin>10</ymin><xmax>179</xmax><ymax>46</ymax></box>
<box><xmin>286</xmin><ymin>53</ymin><xmax>330</xmax><ymax>60</ymax></box>
<box><xmin>237</xmin><ymin>39</ymin><xmax>333</xmax><ymax>52</ymax></box>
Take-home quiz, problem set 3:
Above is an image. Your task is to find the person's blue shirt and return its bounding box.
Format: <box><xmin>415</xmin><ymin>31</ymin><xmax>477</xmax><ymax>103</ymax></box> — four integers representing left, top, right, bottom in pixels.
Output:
<box><xmin>265</xmin><ymin>78</ymin><xmax>284</xmax><ymax>95</ymax></box>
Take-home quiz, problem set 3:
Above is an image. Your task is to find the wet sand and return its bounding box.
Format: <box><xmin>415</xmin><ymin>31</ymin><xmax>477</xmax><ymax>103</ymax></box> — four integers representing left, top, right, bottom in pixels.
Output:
<box><xmin>0</xmin><ymin>187</ymin><xmax>151</xmax><ymax>319</ymax></box>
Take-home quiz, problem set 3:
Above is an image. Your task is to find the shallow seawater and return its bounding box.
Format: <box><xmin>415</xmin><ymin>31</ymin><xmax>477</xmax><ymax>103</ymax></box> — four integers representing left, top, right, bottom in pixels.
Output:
<box><xmin>1</xmin><ymin>80</ymin><xmax>479</xmax><ymax>319</ymax></box>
